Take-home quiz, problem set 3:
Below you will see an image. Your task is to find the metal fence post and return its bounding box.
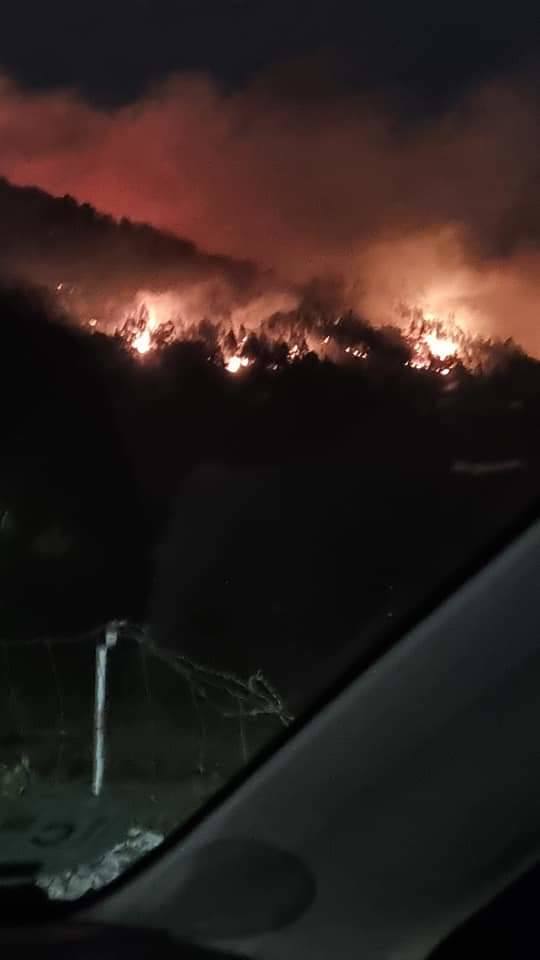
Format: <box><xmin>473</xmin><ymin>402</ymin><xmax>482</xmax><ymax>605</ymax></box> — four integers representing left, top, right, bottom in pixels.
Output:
<box><xmin>91</xmin><ymin>621</ymin><xmax>118</xmax><ymax>797</ymax></box>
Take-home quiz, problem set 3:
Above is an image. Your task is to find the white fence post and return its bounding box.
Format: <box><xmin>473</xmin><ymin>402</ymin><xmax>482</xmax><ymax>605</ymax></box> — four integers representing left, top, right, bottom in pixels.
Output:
<box><xmin>92</xmin><ymin>621</ymin><xmax>119</xmax><ymax>797</ymax></box>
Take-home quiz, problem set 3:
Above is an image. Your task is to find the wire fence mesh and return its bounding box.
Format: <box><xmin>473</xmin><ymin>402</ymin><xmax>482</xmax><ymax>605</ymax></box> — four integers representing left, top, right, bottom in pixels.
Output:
<box><xmin>0</xmin><ymin>621</ymin><xmax>292</xmax><ymax>810</ymax></box>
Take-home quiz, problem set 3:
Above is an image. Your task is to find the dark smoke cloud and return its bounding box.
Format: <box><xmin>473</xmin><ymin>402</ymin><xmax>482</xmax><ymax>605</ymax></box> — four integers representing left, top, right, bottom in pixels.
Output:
<box><xmin>1</xmin><ymin>67</ymin><xmax>540</xmax><ymax>351</ymax></box>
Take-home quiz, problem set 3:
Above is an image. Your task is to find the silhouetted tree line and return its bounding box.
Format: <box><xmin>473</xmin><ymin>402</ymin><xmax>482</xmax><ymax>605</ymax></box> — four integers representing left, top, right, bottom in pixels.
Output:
<box><xmin>0</xmin><ymin>176</ymin><xmax>256</xmax><ymax>308</ymax></box>
<box><xmin>0</xmin><ymin>276</ymin><xmax>539</xmax><ymax>654</ymax></box>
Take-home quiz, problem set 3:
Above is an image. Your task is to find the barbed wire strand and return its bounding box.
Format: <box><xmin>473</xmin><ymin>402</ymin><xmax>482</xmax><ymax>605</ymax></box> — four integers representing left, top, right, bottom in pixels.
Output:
<box><xmin>0</xmin><ymin>624</ymin><xmax>104</xmax><ymax>648</ymax></box>
<box><xmin>1</xmin><ymin>622</ymin><xmax>293</xmax><ymax>724</ymax></box>
<box><xmin>138</xmin><ymin>637</ymin><xmax>293</xmax><ymax>727</ymax></box>
<box><xmin>1</xmin><ymin>620</ymin><xmax>292</xmax><ymax>792</ymax></box>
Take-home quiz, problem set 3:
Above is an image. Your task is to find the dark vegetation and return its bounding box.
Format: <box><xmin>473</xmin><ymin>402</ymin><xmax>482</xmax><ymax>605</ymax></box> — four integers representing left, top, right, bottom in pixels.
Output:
<box><xmin>1</xmin><ymin>177</ymin><xmax>540</xmax><ymax>719</ymax></box>
<box><xmin>0</xmin><ymin>176</ymin><xmax>258</xmax><ymax>318</ymax></box>
<box><xmin>1</xmin><ymin>281</ymin><xmax>540</xmax><ymax>718</ymax></box>
<box><xmin>1</xmin><ymin>270</ymin><xmax>540</xmax><ymax>832</ymax></box>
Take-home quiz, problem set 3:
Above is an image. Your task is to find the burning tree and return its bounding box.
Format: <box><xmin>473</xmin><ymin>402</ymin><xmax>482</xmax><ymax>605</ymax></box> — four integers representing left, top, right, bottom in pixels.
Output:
<box><xmin>116</xmin><ymin>303</ymin><xmax>175</xmax><ymax>356</ymax></box>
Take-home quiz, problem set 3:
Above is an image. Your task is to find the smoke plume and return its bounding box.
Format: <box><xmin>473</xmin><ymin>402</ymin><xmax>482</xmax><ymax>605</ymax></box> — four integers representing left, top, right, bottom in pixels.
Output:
<box><xmin>1</xmin><ymin>66</ymin><xmax>540</xmax><ymax>351</ymax></box>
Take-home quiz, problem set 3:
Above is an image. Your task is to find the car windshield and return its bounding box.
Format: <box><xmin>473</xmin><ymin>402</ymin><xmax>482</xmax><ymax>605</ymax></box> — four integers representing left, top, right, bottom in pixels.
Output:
<box><xmin>2</xmin><ymin>0</ymin><xmax>540</xmax><ymax>903</ymax></box>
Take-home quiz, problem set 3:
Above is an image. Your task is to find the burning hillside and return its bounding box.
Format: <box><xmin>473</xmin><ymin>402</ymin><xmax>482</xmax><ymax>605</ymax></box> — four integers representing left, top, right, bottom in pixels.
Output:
<box><xmin>0</xmin><ymin>172</ymin><xmax>527</xmax><ymax>382</ymax></box>
<box><xmin>398</xmin><ymin>304</ymin><xmax>497</xmax><ymax>376</ymax></box>
<box><xmin>0</xmin><ymin>175</ymin><xmax>533</xmax><ymax>382</ymax></box>
<box><xmin>103</xmin><ymin>289</ymin><xmax>508</xmax><ymax>379</ymax></box>
<box><xmin>3</xmin><ymin>68</ymin><xmax>540</xmax><ymax>361</ymax></box>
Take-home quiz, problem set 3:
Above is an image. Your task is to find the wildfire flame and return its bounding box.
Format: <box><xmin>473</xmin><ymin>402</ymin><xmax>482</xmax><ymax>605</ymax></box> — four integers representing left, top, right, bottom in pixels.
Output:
<box><xmin>423</xmin><ymin>333</ymin><xmax>459</xmax><ymax>362</ymax></box>
<box><xmin>84</xmin><ymin>288</ymin><xmax>499</xmax><ymax>380</ymax></box>
<box><xmin>225</xmin><ymin>355</ymin><xmax>251</xmax><ymax>374</ymax></box>
<box><xmin>116</xmin><ymin>300</ymin><xmax>175</xmax><ymax>358</ymax></box>
<box><xmin>400</xmin><ymin>305</ymin><xmax>472</xmax><ymax>374</ymax></box>
<box><xmin>132</xmin><ymin>328</ymin><xmax>152</xmax><ymax>355</ymax></box>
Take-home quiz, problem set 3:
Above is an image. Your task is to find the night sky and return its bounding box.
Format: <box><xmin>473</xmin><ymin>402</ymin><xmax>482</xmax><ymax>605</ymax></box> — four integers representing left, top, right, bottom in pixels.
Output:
<box><xmin>1</xmin><ymin>1</ymin><xmax>538</xmax><ymax>110</ymax></box>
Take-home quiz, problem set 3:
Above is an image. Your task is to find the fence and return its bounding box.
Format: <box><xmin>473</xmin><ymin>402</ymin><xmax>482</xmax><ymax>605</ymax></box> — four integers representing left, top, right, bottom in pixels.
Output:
<box><xmin>0</xmin><ymin>621</ymin><xmax>292</xmax><ymax>812</ymax></box>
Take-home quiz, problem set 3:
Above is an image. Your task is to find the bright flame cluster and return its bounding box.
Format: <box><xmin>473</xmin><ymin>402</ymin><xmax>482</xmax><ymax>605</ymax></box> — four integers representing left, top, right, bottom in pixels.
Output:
<box><xmin>132</xmin><ymin>327</ymin><xmax>152</xmax><ymax>356</ymax></box>
<box><xmin>225</xmin><ymin>355</ymin><xmax>251</xmax><ymax>374</ymax></box>
<box><xmin>115</xmin><ymin>300</ymin><xmax>176</xmax><ymax>358</ymax></box>
<box><xmin>405</xmin><ymin>320</ymin><xmax>462</xmax><ymax>375</ymax></box>
<box><xmin>97</xmin><ymin>291</ymin><xmax>488</xmax><ymax>380</ymax></box>
<box><xmin>423</xmin><ymin>333</ymin><xmax>458</xmax><ymax>362</ymax></box>
<box><xmin>345</xmin><ymin>346</ymin><xmax>369</xmax><ymax>360</ymax></box>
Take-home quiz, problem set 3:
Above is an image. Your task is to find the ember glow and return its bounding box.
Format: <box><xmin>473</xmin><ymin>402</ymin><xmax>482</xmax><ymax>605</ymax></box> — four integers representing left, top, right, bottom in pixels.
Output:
<box><xmin>400</xmin><ymin>302</ymin><xmax>484</xmax><ymax>375</ymax></box>
<box><xmin>408</xmin><ymin>329</ymin><xmax>460</xmax><ymax>373</ymax></box>
<box><xmin>132</xmin><ymin>328</ymin><xmax>152</xmax><ymax>355</ymax></box>
<box><xmin>225</xmin><ymin>355</ymin><xmax>251</xmax><ymax>374</ymax></box>
<box><xmin>345</xmin><ymin>346</ymin><xmax>369</xmax><ymax>360</ymax></box>
<box><xmin>115</xmin><ymin>299</ymin><xmax>175</xmax><ymax>358</ymax></box>
<box><xmin>423</xmin><ymin>333</ymin><xmax>459</xmax><ymax>362</ymax></box>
